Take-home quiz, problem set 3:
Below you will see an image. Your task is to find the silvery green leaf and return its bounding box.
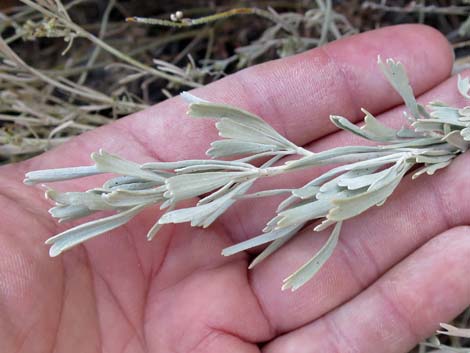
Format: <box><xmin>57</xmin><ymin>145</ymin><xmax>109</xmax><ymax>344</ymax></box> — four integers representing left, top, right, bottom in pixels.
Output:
<box><xmin>175</xmin><ymin>162</ymin><xmax>254</xmax><ymax>173</ymax></box>
<box><xmin>328</xmin><ymin>164</ymin><xmax>410</xmax><ymax>221</ymax></box>
<box><xmin>337</xmin><ymin>168</ymin><xmax>389</xmax><ymax>191</ymax></box>
<box><xmin>378</xmin><ymin>57</ymin><xmax>420</xmax><ymax>120</ymax></box>
<box><xmin>416</xmin><ymin>118</ymin><xmax>467</xmax><ymax>128</ymax></box>
<box><xmin>330</xmin><ymin>163</ymin><xmax>404</xmax><ymax>200</ymax></box>
<box><xmin>198</xmin><ymin>181</ymin><xmax>235</xmax><ymax>205</ymax></box>
<box><xmin>114</xmin><ymin>181</ymin><xmax>160</xmax><ymax>191</ymax></box>
<box><xmin>215</xmin><ymin>119</ymin><xmax>287</xmax><ymax>146</ymax></box>
<box><xmin>262</xmin><ymin>153</ymin><xmax>299</xmax><ymax>170</ymax></box>
<box><xmin>381</xmin><ymin>137</ymin><xmax>442</xmax><ymax>149</ymax></box>
<box><xmin>142</xmin><ymin>159</ymin><xmax>252</xmax><ymax>171</ymax></box>
<box><xmin>325</xmin><ymin>152</ymin><xmax>397</xmax><ymax>165</ymax></box>
<box><xmin>411</xmin><ymin>121</ymin><xmax>444</xmax><ymax>133</ymax></box>
<box><xmin>276</xmin><ymin>194</ymin><xmax>299</xmax><ymax>213</ymax></box>
<box><xmin>239</xmin><ymin>189</ymin><xmax>292</xmax><ymax>199</ymax></box>
<box><xmin>328</xmin><ymin>182</ymin><xmax>395</xmax><ymax>220</ymax></box>
<box><xmin>222</xmin><ymin>224</ymin><xmax>303</xmax><ymax>256</ymax></box>
<box><xmin>317</xmin><ymin>185</ymin><xmax>364</xmax><ymax>201</ymax></box>
<box><xmin>49</xmin><ymin>204</ymin><xmax>93</xmax><ymax>221</ymax></box>
<box><xmin>159</xmin><ymin>181</ymin><xmax>252</xmax><ymax>227</ymax></box>
<box><xmin>103</xmin><ymin>176</ymin><xmax>160</xmax><ymax>191</ymax></box>
<box><xmin>322</xmin><ymin>168</ymin><xmax>375</xmax><ymax>192</ymax></box>
<box><xmin>103</xmin><ymin>175</ymin><xmax>144</xmax><ymax>188</ymax></box>
<box><xmin>316</xmin><ymin>175</ymin><xmax>343</xmax><ymax>199</ymax></box>
<box><xmin>236</xmin><ymin>150</ymin><xmax>294</xmax><ymax>163</ymax></box>
<box><xmin>263</xmin><ymin>214</ymin><xmax>284</xmax><ymax>233</ymax></box>
<box><xmin>193</xmin><ymin>181</ymin><xmax>255</xmax><ymax>228</ymax></box>
<box><xmin>297</xmin><ymin>154</ymin><xmax>402</xmax><ymax>190</ymax></box>
<box><xmin>314</xmin><ymin>219</ymin><xmax>335</xmax><ymax>232</ymax></box>
<box><xmin>45</xmin><ymin>205</ymin><xmax>146</xmax><ymax>257</ymax></box>
<box><xmin>291</xmin><ymin>170</ymin><xmax>370</xmax><ymax>204</ymax></box>
<box><xmin>411</xmin><ymin>165</ymin><xmax>429</xmax><ymax>180</ymax></box>
<box><xmin>396</xmin><ymin>126</ymin><xmax>423</xmax><ymax>138</ymax></box>
<box><xmin>457</xmin><ymin>74</ymin><xmax>470</xmax><ymax>99</ymax></box>
<box><xmin>46</xmin><ymin>189</ymin><xmax>111</xmax><ymax>211</ymax></box>
<box><xmin>282</xmin><ymin>221</ymin><xmax>342</xmax><ymax>291</ymax></box>
<box><xmin>164</xmin><ymin>171</ymin><xmax>255</xmax><ymax>202</ymax></box>
<box><xmin>159</xmin><ymin>198</ymin><xmax>173</xmax><ymax>210</ymax></box>
<box><xmin>441</xmin><ymin>131</ymin><xmax>468</xmax><ymax>150</ymax></box>
<box><xmin>207</xmin><ymin>140</ymin><xmax>279</xmax><ymax>158</ymax></box>
<box><xmin>285</xmin><ymin>146</ymin><xmax>392</xmax><ymax>170</ymax></box>
<box><xmin>103</xmin><ymin>188</ymin><xmax>165</xmax><ymax>207</ymax></box>
<box><xmin>92</xmin><ymin>150</ymin><xmax>165</xmax><ymax>183</ymax></box>
<box><xmin>412</xmin><ymin>160</ymin><xmax>453</xmax><ymax>179</ymax></box>
<box><xmin>188</xmin><ymin>101</ymin><xmax>295</xmax><ymax>148</ymax></box>
<box><xmin>417</xmin><ymin>104</ymin><xmax>432</xmax><ymax>119</ymax></box>
<box><xmin>193</xmin><ymin>201</ymin><xmax>231</xmax><ymax>227</ymax></box>
<box><xmin>248</xmin><ymin>226</ymin><xmax>300</xmax><ymax>269</ymax></box>
<box><xmin>415</xmin><ymin>154</ymin><xmax>455</xmax><ymax>164</ymax></box>
<box><xmin>147</xmin><ymin>204</ymin><xmax>175</xmax><ymax>241</ymax></box>
<box><xmin>276</xmin><ymin>198</ymin><xmax>331</xmax><ymax>228</ymax></box>
<box><xmin>426</xmin><ymin>160</ymin><xmax>453</xmax><ymax>175</ymax></box>
<box><xmin>428</xmin><ymin>101</ymin><xmax>447</xmax><ymax>107</ymax></box>
<box><xmin>330</xmin><ymin>115</ymin><xmax>391</xmax><ymax>142</ymax></box>
<box><xmin>426</xmin><ymin>160</ymin><xmax>452</xmax><ymax>175</ymax></box>
<box><xmin>146</xmin><ymin>220</ymin><xmax>164</xmax><ymax>241</ymax></box>
<box><xmin>24</xmin><ymin>165</ymin><xmax>100</xmax><ymax>185</ymax></box>
<box><xmin>361</xmin><ymin>108</ymin><xmax>398</xmax><ymax>140</ymax></box>
<box><xmin>416</xmin><ymin>148</ymin><xmax>455</xmax><ymax>156</ymax></box>
<box><xmin>292</xmin><ymin>185</ymin><xmax>319</xmax><ymax>199</ymax></box>
<box><xmin>367</xmin><ymin>162</ymin><xmax>408</xmax><ymax>192</ymax></box>
<box><xmin>188</xmin><ymin>101</ymin><xmax>280</xmax><ymax>137</ymax></box>
<box><xmin>428</xmin><ymin>104</ymin><xmax>463</xmax><ymax>125</ymax></box>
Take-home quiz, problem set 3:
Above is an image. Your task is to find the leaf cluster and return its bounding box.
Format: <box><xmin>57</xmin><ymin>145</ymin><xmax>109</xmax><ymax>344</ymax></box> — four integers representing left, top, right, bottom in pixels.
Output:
<box><xmin>24</xmin><ymin>57</ymin><xmax>470</xmax><ymax>292</ymax></box>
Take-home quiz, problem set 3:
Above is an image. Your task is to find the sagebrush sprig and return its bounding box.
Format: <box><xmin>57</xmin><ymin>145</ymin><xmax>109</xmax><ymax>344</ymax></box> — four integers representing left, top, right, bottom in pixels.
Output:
<box><xmin>24</xmin><ymin>57</ymin><xmax>469</xmax><ymax>290</ymax></box>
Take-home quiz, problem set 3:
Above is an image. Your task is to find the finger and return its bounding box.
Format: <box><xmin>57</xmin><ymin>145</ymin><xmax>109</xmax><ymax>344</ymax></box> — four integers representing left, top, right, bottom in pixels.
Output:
<box><xmin>262</xmin><ymin>226</ymin><xmax>470</xmax><ymax>353</ymax></box>
<box><xmin>247</xmin><ymin>73</ymin><xmax>470</xmax><ymax>333</ymax></box>
<box><xmin>16</xmin><ymin>24</ymin><xmax>451</xmax><ymax>176</ymax></box>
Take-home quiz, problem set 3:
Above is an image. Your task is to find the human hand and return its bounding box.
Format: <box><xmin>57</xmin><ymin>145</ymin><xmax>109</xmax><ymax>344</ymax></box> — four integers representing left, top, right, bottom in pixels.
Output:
<box><xmin>1</xmin><ymin>24</ymin><xmax>468</xmax><ymax>353</ymax></box>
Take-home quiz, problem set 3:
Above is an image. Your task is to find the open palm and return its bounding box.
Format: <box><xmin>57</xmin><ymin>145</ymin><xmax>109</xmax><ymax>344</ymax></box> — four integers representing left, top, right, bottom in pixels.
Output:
<box><xmin>1</xmin><ymin>25</ymin><xmax>469</xmax><ymax>353</ymax></box>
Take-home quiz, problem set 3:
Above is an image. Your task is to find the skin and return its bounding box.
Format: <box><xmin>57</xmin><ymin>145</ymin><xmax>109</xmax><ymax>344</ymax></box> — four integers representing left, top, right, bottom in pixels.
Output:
<box><xmin>1</xmin><ymin>24</ymin><xmax>469</xmax><ymax>353</ymax></box>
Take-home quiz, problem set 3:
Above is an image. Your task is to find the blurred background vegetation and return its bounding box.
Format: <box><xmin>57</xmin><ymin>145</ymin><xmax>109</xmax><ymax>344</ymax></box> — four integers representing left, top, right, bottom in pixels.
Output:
<box><xmin>0</xmin><ymin>1</ymin><xmax>469</xmax><ymax>351</ymax></box>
